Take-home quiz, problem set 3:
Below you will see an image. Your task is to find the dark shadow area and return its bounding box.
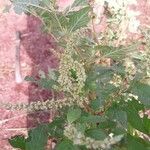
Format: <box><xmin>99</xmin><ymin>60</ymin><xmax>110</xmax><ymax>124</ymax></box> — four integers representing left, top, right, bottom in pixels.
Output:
<box><xmin>20</xmin><ymin>15</ymin><xmax>59</xmax><ymax>128</ymax></box>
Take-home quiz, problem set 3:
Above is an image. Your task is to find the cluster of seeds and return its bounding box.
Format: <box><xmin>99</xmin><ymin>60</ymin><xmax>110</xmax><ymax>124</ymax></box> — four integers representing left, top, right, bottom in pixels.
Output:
<box><xmin>57</xmin><ymin>49</ymin><xmax>86</xmax><ymax>94</ymax></box>
<box><xmin>0</xmin><ymin>96</ymin><xmax>87</xmax><ymax>112</ymax></box>
<box><xmin>0</xmin><ymin>95</ymin><xmax>89</xmax><ymax>112</ymax></box>
<box><xmin>123</xmin><ymin>57</ymin><xmax>136</xmax><ymax>80</ymax></box>
<box><xmin>122</xmin><ymin>93</ymin><xmax>139</xmax><ymax>103</ymax></box>
<box><xmin>109</xmin><ymin>73</ymin><xmax>122</xmax><ymax>87</ymax></box>
<box><xmin>138</xmin><ymin>50</ymin><xmax>150</xmax><ymax>81</ymax></box>
<box><xmin>64</xmin><ymin>123</ymin><xmax>124</xmax><ymax>150</ymax></box>
<box><xmin>56</xmin><ymin>47</ymin><xmax>88</xmax><ymax>107</ymax></box>
<box><xmin>0</xmin><ymin>98</ymin><xmax>71</xmax><ymax>112</ymax></box>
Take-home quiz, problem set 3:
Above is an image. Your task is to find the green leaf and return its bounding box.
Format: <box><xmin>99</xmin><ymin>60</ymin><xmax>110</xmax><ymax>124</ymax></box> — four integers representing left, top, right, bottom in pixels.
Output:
<box><xmin>112</xmin><ymin>127</ymin><xmax>127</xmax><ymax>136</ymax></box>
<box><xmin>107</xmin><ymin>108</ymin><xmax>127</xmax><ymax>129</ymax></box>
<box><xmin>131</xmin><ymin>82</ymin><xmax>150</xmax><ymax>107</ymax></box>
<box><xmin>55</xmin><ymin>140</ymin><xmax>79</xmax><ymax>150</ymax></box>
<box><xmin>92</xmin><ymin>84</ymin><xmax>118</xmax><ymax>110</ymax></box>
<box><xmin>76</xmin><ymin>123</ymin><xmax>86</xmax><ymax>134</ymax></box>
<box><xmin>9</xmin><ymin>135</ymin><xmax>26</xmax><ymax>150</ymax></box>
<box><xmin>87</xmin><ymin>65</ymin><xmax>124</xmax><ymax>110</ymax></box>
<box><xmin>24</xmin><ymin>76</ymin><xmax>36</xmax><ymax>82</ymax></box>
<box><xmin>85</xmin><ymin>128</ymin><xmax>107</xmax><ymax>140</ymax></box>
<box><xmin>48</xmin><ymin>117</ymin><xmax>65</xmax><ymax>138</ymax></box>
<box><xmin>67</xmin><ymin>107</ymin><xmax>81</xmax><ymax>123</ymax></box>
<box><xmin>79</xmin><ymin>115</ymin><xmax>105</xmax><ymax>124</ymax></box>
<box><xmin>143</xmin><ymin>115</ymin><xmax>150</xmax><ymax>134</ymax></box>
<box><xmin>94</xmin><ymin>43</ymin><xmax>139</xmax><ymax>61</ymax></box>
<box><xmin>42</xmin><ymin>0</ymin><xmax>52</xmax><ymax>5</ymax></box>
<box><xmin>127</xmin><ymin>134</ymin><xmax>150</xmax><ymax>150</ymax></box>
<box><xmin>90</xmin><ymin>98</ymin><xmax>102</xmax><ymax>110</ymax></box>
<box><xmin>125</xmin><ymin>100</ymin><xmax>149</xmax><ymax>135</ymax></box>
<box><xmin>39</xmin><ymin>10</ymin><xmax>68</xmax><ymax>36</ymax></box>
<box><xmin>26</xmin><ymin>124</ymin><xmax>49</xmax><ymax>150</ymax></box>
<box><xmin>85</xmin><ymin>66</ymin><xmax>114</xmax><ymax>91</ymax></box>
<box><xmin>95</xmin><ymin>45</ymin><xmax>126</xmax><ymax>60</ymax></box>
<box><xmin>78</xmin><ymin>146</ymin><xmax>88</xmax><ymax>150</ymax></box>
<box><xmin>38</xmin><ymin>78</ymin><xmax>57</xmax><ymax>89</ymax></box>
<box><xmin>67</xmin><ymin>7</ymin><xmax>90</xmax><ymax>32</ymax></box>
<box><xmin>98</xmin><ymin>120</ymin><xmax>117</xmax><ymax>129</ymax></box>
<box><xmin>25</xmin><ymin>74</ymin><xmax>58</xmax><ymax>89</ymax></box>
<box><xmin>71</xmin><ymin>0</ymin><xmax>88</xmax><ymax>7</ymax></box>
<box><xmin>96</xmin><ymin>84</ymin><xmax>118</xmax><ymax>104</ymax></box>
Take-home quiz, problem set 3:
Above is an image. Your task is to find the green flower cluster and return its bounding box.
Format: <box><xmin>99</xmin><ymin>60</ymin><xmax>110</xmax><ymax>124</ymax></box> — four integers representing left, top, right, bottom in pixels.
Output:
<box><xmin>139</xmin><ymin>50</ymin><xmax>150</xmax><ymax>79</ymax></box>
<box><xmin>64</xmin><ymin>123</ymin><xmax>124</xmax><ymax>150</ymax></box>
<box><xmin>0</xmin><ymin>98</ymin><xmax>70</xmax><ymax>112</ymax></box>
<box><xmin>58</xmin><ymin>49</ymin><xmax>86</xmax><ymax>94</ymax></box>
<box><xmin>123</xmin><ymin>57</ymin><xmax>136</xmax><ymax>80</ymax></box>
<box><xmin>109</xmin><ymin>73</ymin><xmax>123</xmax><ymax>87</ymax></box>
<box><xmin>57</xmin><ymin>48</ymin><xmax>88</xmax><ymax>107</ymax></box>
<box><xmin>122</xmin><ymin>93</ymin><xmax>139</xmax><ymax>103</ymax></box>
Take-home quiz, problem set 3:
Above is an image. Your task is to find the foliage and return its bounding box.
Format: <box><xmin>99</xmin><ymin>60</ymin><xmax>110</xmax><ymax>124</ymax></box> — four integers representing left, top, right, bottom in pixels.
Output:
<box><xmin>3</xmin><ymin>0</ymin><xmax>150</xmax><ymax>149</ymax></box>
<box><xmin>9</xmin><ymin>124</ymin><xmax>49</xmax><ymax>150</ymax></box>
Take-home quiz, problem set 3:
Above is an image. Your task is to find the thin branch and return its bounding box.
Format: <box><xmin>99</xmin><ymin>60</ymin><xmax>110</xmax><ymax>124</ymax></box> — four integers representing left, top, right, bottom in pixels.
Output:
<box><xmin>15</xmin><ymin>31</ymin><xmax>23</xmax><ymax>83</ymax></box>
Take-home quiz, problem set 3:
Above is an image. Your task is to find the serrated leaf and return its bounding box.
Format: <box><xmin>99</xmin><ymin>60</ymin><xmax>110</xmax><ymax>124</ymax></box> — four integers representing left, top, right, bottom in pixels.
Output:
<box><xmin>55</xmin><ymin>140</ymin><xmax>79</xmax><ymax>150</ymax></box>
<box><xmin>26</xmin><ymin>124</ymin><xmax>49</xmax><ymax>150</ymax></box>
<box><xmin>67</xmin><ymin>107</ymin><xmax>81</xmax><ymax>123</ymax></box>
<box><xmin>9</xmin><ymin>135</ymin><xmax>26</xmax><ymax>150</ymax></box>
<box><xmin>67</xmin><ymin>7</ymin><xmax>90</xmax><ymax>32</ymax></box>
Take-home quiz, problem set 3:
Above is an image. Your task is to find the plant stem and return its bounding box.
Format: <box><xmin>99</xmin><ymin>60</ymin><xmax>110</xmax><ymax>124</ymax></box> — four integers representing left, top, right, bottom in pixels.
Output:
<box><xmin>15</xmin><ymin>31</ymin><xmax>23</xmax><ymax>83</ymax></box>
